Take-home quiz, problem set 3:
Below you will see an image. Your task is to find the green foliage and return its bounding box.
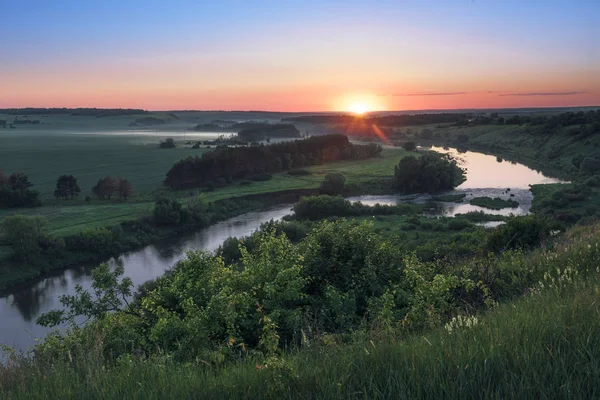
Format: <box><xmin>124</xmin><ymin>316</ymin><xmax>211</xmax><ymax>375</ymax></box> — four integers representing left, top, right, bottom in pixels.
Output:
<box><xmin>470</xmin><ymin>196</ymin><xmax>519</xmax><ymax>210</ymax></box>
<box><xmin>2</xmin><ymin>215</ymin><xmax>48</xmax><ymax>263</ymax></box>
<box><xmin>139</xmin><ymin>230</ymin><xmax>307</xmax><ymax>360</ymax></box>
<box><xmin>455</xmin><ymin>211</ymin><xmax>505</xmax><ymax>222</ymax></box>
<box><xmin>393</xmin><ymin>153</ymin><xmax>465</xmax><ymax>194</ymax></box>
<box><xmin>152</xmin><ymin>198</ymin><xmax>188</xmax><ymax>226</ymax></box>
<box><xmin>486</xmin><ymin>214</ymin><xmax>558</xmax><ymax>252</ymax></box>
<box><xmin>0</xmin><ymin>172</ymin><xmax>41</xmax><ymax>208</ymax></box>
<box><xmin>54</xmin><ymin>175</ymin><xmax>81</xmax><ymax>200</ymax></box>
<box><xmin>319</xmin><ymin>172</ymin><xmax>345</xmax><ymax>195</ymax></box>
<box><xmin>36</xmin><ymin>263</ymin><xmax>137</xmax><ymax>328</ymax></box>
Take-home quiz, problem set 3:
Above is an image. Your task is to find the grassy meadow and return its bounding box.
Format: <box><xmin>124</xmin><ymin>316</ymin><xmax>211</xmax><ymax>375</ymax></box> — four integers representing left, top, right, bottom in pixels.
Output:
<box><xmin>0</xmin><ymin>132</ymin><xmax>411</xmax><ymax>238</ymax></box>
<box><xmin>0</xmin><ymin>121</ymin><xmax>414</xmax><ymax>264</ymax></box>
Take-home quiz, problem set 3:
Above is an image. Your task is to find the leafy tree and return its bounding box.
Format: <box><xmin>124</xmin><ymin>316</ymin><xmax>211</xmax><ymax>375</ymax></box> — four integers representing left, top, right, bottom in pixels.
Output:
<box><xmin>103</xmin><ymin>176</ymin><xmax>118</xmax><ymax>199</ymax></box>
<box><xmin>92</xmin><ymin>178</ymin><xmax>107</xmax><ymax>199</ymax></box>
<box><xmin>8</xmin><ymin>172</ymin><xmax>32</xmax><ymax>193</ymax></box>
<box><xmin>2</xmin><ymin>215</ymin><xmax>48</xmax><ymax>263</ymax></box>
<box><xmin>393</xmin><ymin>153</ymin><xmax>465</xmax><ymax>194</ymax></box>
<box><xmin>153</xmin><ymin>198</ymin><xmax>188</xmax><ymax>225</ymax></box>
<box><xmin>37</xmin><ymin>263</ymin><xmax>139</xmax><ymax>328</ymax></box>
<box><xmin>320</xmin><ymin>172</ymin><xmax>346</xmax><ymax>195</ymax></box>
<box><xmin>54</xmin><ymin>175</ymin><xmax>81</xmax><ymax>200</ymax></box>
<box><xmin>0</xmin><ymin>172</ymin><xmax>41</xmax><ymax>208</ymax></box>
<box><xmin>118</xmin><ymin>179</ymin><xmax>133</xmax><ymax>200</ymax></box>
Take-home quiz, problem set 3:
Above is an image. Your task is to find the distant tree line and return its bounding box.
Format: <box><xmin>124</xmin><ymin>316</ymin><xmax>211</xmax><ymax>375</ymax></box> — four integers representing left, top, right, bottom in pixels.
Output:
<box><xmin>0</xmin><ymin>171</ymin><xmax>134</xmax><ymax>208</ymax></box>
<box><xmin>283</xmin><ymin>113</ymin><xmax>468</xmax><ymax>126</ymax></box>
<box><xmin>0</xmin><ymin>108</ymin><xmax>147</xmax><ymax>117</ymax></box>
<box><xmin>164</xmin><ymin>134</ymin><xmax>382</xmax><ymax>190</ymax></box>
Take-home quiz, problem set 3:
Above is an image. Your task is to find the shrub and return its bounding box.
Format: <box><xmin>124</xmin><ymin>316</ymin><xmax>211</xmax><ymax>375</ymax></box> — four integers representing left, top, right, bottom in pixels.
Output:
<box><xmin>320</xmin><ymin>172</ymin><xmax>345</xmax><ymax>195</ymax></box>
<box><xmin>153</xmin><ymin>198</ymin><xmax>188</xmax><ymax>226</ymax></box>
<box><xmin>486</xmin><ymin>214</ymin><xmax>558</xmax><ymax>252</ymax></box>
<box><xmin>403</xmin><ymin>141</ymin><xmax>416</xmax><ymax>151</ymax></box>
<box><xmin>159</xmin><ymin>138</ymin><xmax>176</xmax><ymax>148</ymax></box>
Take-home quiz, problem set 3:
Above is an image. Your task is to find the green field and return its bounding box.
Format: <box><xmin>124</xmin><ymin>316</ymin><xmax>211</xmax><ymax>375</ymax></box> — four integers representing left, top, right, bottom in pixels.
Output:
<box><xmin>0</xmin><ymin>126</ymin><xmax>412</xmax><ymax>238</ymax></box>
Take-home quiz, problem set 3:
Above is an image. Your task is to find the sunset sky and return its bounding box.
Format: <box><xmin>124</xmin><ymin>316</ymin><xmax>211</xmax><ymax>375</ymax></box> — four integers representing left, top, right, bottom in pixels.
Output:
<box><xmin>1</xmin><ymin>0</ymin><xmax>599</xmax><ymax>112</ymax></box>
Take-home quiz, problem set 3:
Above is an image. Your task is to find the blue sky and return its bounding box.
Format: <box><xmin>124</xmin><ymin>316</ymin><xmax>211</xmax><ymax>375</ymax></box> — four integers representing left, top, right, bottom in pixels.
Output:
<box><xmin>1</xmin><ymin>0</ymin><xmax>599</xmax><ymax>110</ymax></box>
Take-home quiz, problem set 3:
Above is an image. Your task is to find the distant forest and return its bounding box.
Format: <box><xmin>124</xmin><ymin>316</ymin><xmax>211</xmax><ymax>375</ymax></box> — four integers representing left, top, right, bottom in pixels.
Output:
<box><xmin>283</xmin><ymin>113</ymin><xmax>469</xmax><ymax>126</ymax></box>
<box><xmin>283</xmin><ymin>110</ymin><xmax>600</xmax><ymax>130</ymax></box>
<box><xmin>0</xmin><ymin>108</ymin><xmax>147</xmax><ymax>117</ymax></box>
<box><xmin>164</xmin><ymin>134</ymin><xmax>382</xmax><ymax>189</ymax></box>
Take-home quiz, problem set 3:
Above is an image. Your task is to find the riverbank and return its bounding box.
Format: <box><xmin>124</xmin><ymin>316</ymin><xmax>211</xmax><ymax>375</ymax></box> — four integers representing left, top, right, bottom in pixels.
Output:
<box><xmin>0</xmin><ymin>189</ymin><xmax>321</xmax><ymax>295</ymax></box>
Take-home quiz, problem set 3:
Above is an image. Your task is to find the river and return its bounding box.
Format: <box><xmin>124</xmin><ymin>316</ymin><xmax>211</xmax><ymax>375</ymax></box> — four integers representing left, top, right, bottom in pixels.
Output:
<box><xmin>0</xmin><ymin>147</ymin><xmax>565</xmax><ymax>352</ymax></box>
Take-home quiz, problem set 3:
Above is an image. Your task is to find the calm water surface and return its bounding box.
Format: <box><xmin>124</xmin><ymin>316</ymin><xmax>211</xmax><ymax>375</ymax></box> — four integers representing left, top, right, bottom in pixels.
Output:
<box><xmin>0</xmin><ymin>147</ymin><xmax>565</xmax><ymax>352</ymax></box>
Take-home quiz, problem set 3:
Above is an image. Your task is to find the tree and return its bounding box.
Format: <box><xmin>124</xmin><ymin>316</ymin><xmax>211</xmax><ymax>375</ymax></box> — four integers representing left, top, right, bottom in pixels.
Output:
<box><xmin>320</xmin><ymin>172</ymin><xmax>346</xmax><ymax>195</ymax></box>
<box><xmin>393</xmin><ymin>154</ymin><xmax>465</xmax><ymax>194</ymax></box>
<box><xmin>0</xmin><ymin>170</ymin><xmax>5</xmax><ymax>186</ymax></box>
<box><xmin>153</xmin><ymin>198</ymin><xmax>188</xmax><ymax>225</ymax></box>
<box><xmin>8</xmin><ymin>172</ymin><xmax>32</xmax><ymax>193</ymax></box>
<box><xmin>3</xmin><ymin>215</ymin><xmax>48</xmax><ymax>263</ymax></box>
<box><xmin>54</xmin><ymin>175</ymin><xmax>81</xmax><ymax>200</ymax></box>
<box><xmin>118</xmin><ymin>179</ymin><xmax>133</xmax><ymax>200</ymax></box>
<box><xmin>103</xmin><ymin>176</ymin><xmax>118</xmax><ymax>199</ymax></box>
<box><xmin>92</xmin><ymin>178</ymin><xmax>107</xmax><ymax>199</ymax></box>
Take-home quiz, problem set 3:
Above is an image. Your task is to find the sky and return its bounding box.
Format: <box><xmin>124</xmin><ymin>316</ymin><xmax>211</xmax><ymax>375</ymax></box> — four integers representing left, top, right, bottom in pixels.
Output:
<box><xmin>1</xmin><ymin>0</ymin><xmax>599</xmax><ymax>112</ymax></box>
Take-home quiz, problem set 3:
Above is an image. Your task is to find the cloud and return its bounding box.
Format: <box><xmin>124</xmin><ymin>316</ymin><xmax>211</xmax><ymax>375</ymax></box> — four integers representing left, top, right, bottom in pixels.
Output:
<box><xmin>393</xmin><ymin>92</ymin><xmax>467</xmax><ymax>97</ymax></box>
<box><xmin>498</xmin><ymin>91</ymin><xmax>586</xmax><ymax>97</ymax></box>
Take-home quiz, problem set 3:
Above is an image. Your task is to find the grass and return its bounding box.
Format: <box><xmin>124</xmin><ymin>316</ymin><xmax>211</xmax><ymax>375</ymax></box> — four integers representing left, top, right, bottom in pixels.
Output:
<box><xmin>0</xmin><ymin>136</ymin><xmax>411</xmax><ymax>238</ymax></box>
<box><xmin>3</xmin><ymin>239</ymin><xmax>599</xmax><ymax>399</ymax></box>
<box><xmin>0</xmin><ymin>130</ymin><xmax>207</xmax><ymax>199</ymax></box>
<box><xmin>469</xmin><ymin>196</ymin><xmax>519</xmax><ymax>210</ymax></box>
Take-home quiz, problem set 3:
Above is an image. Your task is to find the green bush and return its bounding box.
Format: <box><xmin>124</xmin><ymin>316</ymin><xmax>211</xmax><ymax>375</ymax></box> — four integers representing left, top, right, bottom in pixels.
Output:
<box><xmin>319</xmin><ymin>172</ymin><xmax>345</xmax><ymax>195</ymax></box>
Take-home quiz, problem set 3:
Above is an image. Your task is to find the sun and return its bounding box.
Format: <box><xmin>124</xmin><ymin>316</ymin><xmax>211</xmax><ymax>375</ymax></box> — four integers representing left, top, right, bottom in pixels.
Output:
<box><xmin>348</xmin><ymin>102</ymin><xmax>371</xmax><ymax>115</ymax></box>
<box><xmin>337</xmin><ymin>94</ymin><xmax>386</xmax><ymax>116</ymax></box>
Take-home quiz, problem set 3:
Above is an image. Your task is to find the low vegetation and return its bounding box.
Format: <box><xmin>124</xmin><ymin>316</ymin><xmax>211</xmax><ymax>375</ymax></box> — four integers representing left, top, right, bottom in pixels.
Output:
<box><xmin>2</xmin><ymin>217</ymin><xmax>598</xmax><ymax>398</ymax></box>
<box><xmin>431</xmin><ymin>193</ymin><xmax>466</xmax><ymax>202</ymax></box>
<box><xmin>470</xmin><ymin>196</ymin><xmax>519</xmax><ymax>210</ymax></box>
